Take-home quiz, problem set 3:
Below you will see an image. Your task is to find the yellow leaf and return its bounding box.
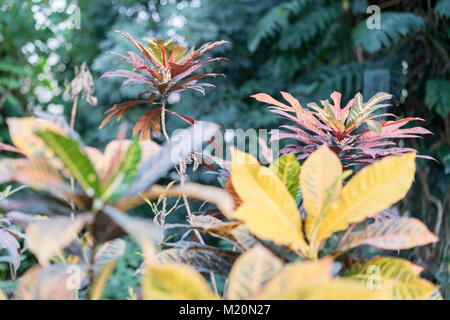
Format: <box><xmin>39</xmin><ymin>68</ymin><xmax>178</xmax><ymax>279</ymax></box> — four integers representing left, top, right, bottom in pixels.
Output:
<box><xmin>230</xmin><ymin>148</ymin><xmax>307</xmax><ymax>253</ymax></box>
<box><xmin>300</xmin><ymin>146</ymin><xmax>342</xmax><ymax>246</ymax></box>
<box><xmin>226</xmin><ymin>245</ymin><xmax>283</xmax><ymax>300</ymax></box>
<box><xmin>256</xmin><ymin>257</ymin><xmax>333</xmax><ymax>299</ymax></box>
<box><xmin>257</xmin><ymin>257</ymin><xmax>389</xmax><ymax>300</ymax></box>
<box><xmin>344</xmin><ymin>256</ymin><xmax>438</xmax><ymax>300</ymax></box>
<box><xmin>89</xmin><ymin>260</ymin><xmax>117</xmax><ymax>300</ymax></box>
<box><xmin>317</xmin><ymin>153</ymin><xmax>416</xmax><ymax>245</ymax></box>
<box><xmin>0</xmin><ymin>288</ymin><xmax>6</xmax><ymax>300</ymax></box>
<box><xmin>141</xmin><ymin>263</ymin><xmax>218</xmax><ymax>300</ymax></box>
<box><xmin>6</xmin><ymin>117</ymin><xmax>68</xmax><ymax>170</ymax></box>
<box><xmin>274</xmin><ymin>278</ymin><xmax>391</xmax><ymax>300</ymax></box>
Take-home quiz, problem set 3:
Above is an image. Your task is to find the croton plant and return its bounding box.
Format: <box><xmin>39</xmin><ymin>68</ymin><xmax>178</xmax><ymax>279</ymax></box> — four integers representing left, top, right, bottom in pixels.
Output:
<box><xmin>252</xmin><ymin>91</ymin><xmax>433</xmax><ymax>166</ymax></box>
<box><xmin>100</xmin><ymin>30</ymin><xmax>228</xmax><ymax>140</ymax></box>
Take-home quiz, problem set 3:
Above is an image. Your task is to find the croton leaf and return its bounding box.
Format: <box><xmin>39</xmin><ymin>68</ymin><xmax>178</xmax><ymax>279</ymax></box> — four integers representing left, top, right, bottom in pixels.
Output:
<box><xmin>132</xmin><ymin>108</ymin><xmax>162</xmax><ymax>140</ymax></box>
<box><xmin>269</xmin><ymin>153</ymin><xmax>300</xmax><ymax>199</ymax></box>
<box><xmin>230</xmin><ymin>148</ymin><xmax>308</xmax><ymax>254</ymax></box>
<box><xmin>26</xmin><ymin>213</ymin><xmax>93</xmax><ymax>266</ymax></box>
<box><xmin>100</xmin><ymin>138</ymin><xmax>141</xmax><ymax>202</ymax></box>
<box><xmin>99</xmin><ymin>100</ymin><xmax>149</xmax><ymax>129</ymax></box>
<box><xmin>226</xmin><ymin>245</ymin><xmax>283</xmax><ymax>300</ymax></box>
<box><xmin>142</xmin><ymin>263</ymin><xmax>218</xmax><ymax>300</ymax></box>
<box><xmin>257</xmin><ymin>257</ymin><xmax>390</xmax><ymax>300</ymax></box>
<box><xmin>337</xmin><ymin>217</ymin><xmax>438</xmax><ymax>252</ymax></box>
<box><xmin>344</xmin><ymin>256</ymin><xmax>438</xmax><ymax>300</ymax></box>
<box><xmin>300</xmin><ymin>146</ymin><xmax>342</xmax><ymax>248</ymax></box>
<box><xmin>15</xmin><ymin>264</ymin><xmax>87</xmax><ymax>300</ymax></box>
<box><xmin>88</xmin><ymin>260</ymin><xmax>117</xmax><ymax>300</ymax></box>
<box><xmin>0</xmin><ymin>224</ymin><xmax>23</xmax><ymax>277</ymax></box>
<box><xmin>157</xmin><ymin>246</ymin><xmax>237</xmax><ymax>276</ymax></box>
<box><xmin>317</xmin><ymin>153</ymin><xmax>416</xmax><ymax>245</ymax></box>
<box><xmin>189</xmin><ymin>215</ymin><xmax>240</xmax><ymax>238</ymax></box>
<box><xmin>89</xmin><ymin>239</ymin><xmax>126</xmax><ymax>300</ymax></box>
<box><xmin>37</xmin><ymin>130</ymin><xmax>100</xmax><ymax>197</ymax></box>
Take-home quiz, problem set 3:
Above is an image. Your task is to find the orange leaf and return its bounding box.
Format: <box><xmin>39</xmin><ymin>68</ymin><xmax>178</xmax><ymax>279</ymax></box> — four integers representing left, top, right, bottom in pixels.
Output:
<box><xmin>132</xmin><ymin>108</ymin><xmax>162</xmax><ymax>140</ymax></box>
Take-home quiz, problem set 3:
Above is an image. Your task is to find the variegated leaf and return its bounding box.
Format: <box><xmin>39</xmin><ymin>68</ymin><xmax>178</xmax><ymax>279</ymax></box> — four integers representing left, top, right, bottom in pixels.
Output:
<box><xmin>337</xmin><ymin>217</ymin><xmax>438</xmax><ymax>252</ymax></box>
<box><xmin>15</xmin><ymin>264</ymin><xmax>87</xmax><ymax>300</ymax></box>
<box><xmin>226</xmin><ymin>245</ymin><xmax>283</xmax><ymax>300</ymax></box>
<box><xmin>344</xmin><ymin>256</ymin><xmax>438</xmax><ymax>300</ymax></box>
<box><xmin>269</xmin><ymin>153</ymin><xmax>301</xmax><ymax>199</ymax></box>
<box><xmin>142</xmin><ymin>263</ymin><xmax>218</xmax><ymax>300</ymax></box>
<box><xmin>26</xmin><ymin>214</ymin><xmax>93</xmax><ymax>266</ymax></box>
<box><xmin>300</xmin><ymin>146</ymin><xmax>342</xmax><ymax>248</ymax></box>
<box><xmin>157</xmin><ymin>247</ymin><xmax>238</xmax><ymax>275</ymax></box>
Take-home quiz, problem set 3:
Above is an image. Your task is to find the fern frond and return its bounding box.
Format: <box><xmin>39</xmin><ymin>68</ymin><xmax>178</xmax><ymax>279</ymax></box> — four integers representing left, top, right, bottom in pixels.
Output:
<box><xmin>353</xmin><ymin>12</ymin><xmax>424</xmax><ymax>53</ymax></box>
<box><xmin>425</xmin><ymin>78</ymin><xmax>450</xmax><ymax>117</ymax></box>
<box><xmin>248</xmin><ymin>0</ymin><xmax>308</xmax><ymax>52</ymax></box>
<box><xmin>435</xmin><ymin>0</ymin><xmax>450</xmax><ymax>19</ymax></box>
<box><xmin>278</xmin><ymin>4</ymin><xmax>341</xmax><ymax>50</ymax></box>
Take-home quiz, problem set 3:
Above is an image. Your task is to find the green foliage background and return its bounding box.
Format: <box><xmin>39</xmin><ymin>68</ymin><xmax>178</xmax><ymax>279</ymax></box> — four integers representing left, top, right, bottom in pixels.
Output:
<box><xmin>0</xmin><ymin>0</ymin><xmax>449</xmax><ymax>299</ymax></box>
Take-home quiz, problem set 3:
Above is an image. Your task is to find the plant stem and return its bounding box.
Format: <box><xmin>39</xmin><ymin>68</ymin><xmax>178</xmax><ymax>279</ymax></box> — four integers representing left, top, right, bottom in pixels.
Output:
<box><xmin>69</xmin><ymin>94</ymin><xmax>79</xmax><ymax>218</ymax></box>
<box><xmin>70</xmin><ymin>94</ymin><xmax>79</xmax><ymax>129</ymax></box>
<box><xmin>160</xmin><ymin>99</ymin><xmax>170</xmax><ymax>142</ymax></box>
<box><xmin>87</xmin><ymin>223</ymin><xmax>97</xmax><ymax>300</ymax></box>
<box><xmin>159</xmin><ymin>100</ymin><xmax>219</xmax><ymax>295</ymax></box>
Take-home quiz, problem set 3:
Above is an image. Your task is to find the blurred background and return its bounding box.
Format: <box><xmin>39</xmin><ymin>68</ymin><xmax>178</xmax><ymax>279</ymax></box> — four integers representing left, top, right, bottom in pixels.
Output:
<box><xmin>0</xmin><ymin>0</ymin><xmax>448</xmax><ymax>299</ymax></box>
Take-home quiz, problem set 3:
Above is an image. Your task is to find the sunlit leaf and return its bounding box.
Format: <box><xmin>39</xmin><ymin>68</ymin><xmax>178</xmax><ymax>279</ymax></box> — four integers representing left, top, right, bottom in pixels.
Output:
<box><xmin>269</xmin><ymin>153</ymin><xmax>300</xmax><ymax>199</ymax></box>
<box><xmin>258</xmin><ymin>257</ymin><xmax>389</xmax><ymax>300</ymax></box>
<box><xmin>300</xmin><ymin>146</ymin><xmax>342</xmax><ymax>247</ymax></box>
<box><xmin>230</xmin><ymin>149</ymin><xmax>307</xmax><ymax>253</ymax></box>
<box><xmin>6</xmin><ymin>117</ymin><xmax>69</xmax><ymax>170</ymax></box>
<box><xmin>256</xmin><ymin>257</ymin><xmax>333</xmax><ymax>299</ymax></box>
<box><xmin>142</xmin><ymin>263</ymin><xmax>218</xmax><ymax>300</ymax></box>
<box><xmin>189</xmin><ymin>215</ymin><xmax>240</xmax><ymax>238</ymax></box>
<box><xmin>317</xmin><ymin>153</ymin><xmax>416</xmax><ymax>245</ymax></box>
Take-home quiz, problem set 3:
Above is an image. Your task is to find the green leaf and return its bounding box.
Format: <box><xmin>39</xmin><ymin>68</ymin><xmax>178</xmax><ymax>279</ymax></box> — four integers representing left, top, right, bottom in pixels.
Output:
<box><xmin>101</xmin><ymin>138</ymin><xmax>141</xmax><ymax>202</ymax></box>
<box><xmin>353</xmin><ymin>12</ymin><xmax>424</xmax><ymax>53</ymax></box>
<box><xmin>425</xmin><ymin>78</ymin><xmax>450</xmax><ymax>118</ymax></box>
<box><xmin>37</xmin><ymin>130</ymin><xmax>100</xmax><ymax>197</ymax></box>
<box><xmin>270</xmin><ymin>154</ymin><xmax>301</xmax><ymax>199</ymax></box>
<box><xmin>435</xmin><ymin>0</ymin><xmax>450</xmax><ymax>18</ymax></box>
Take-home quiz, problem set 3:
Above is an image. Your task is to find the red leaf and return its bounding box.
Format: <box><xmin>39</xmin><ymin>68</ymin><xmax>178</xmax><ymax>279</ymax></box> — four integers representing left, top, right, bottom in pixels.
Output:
<box><xmin>100</xmin><ymin>100</ymin><xmax>149</xmax><ymax>129</ymax></box>
<box><xmin>132</xmin><ymin>108</ymin><xmax>162</xmax><ymax>140</ymax></box>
